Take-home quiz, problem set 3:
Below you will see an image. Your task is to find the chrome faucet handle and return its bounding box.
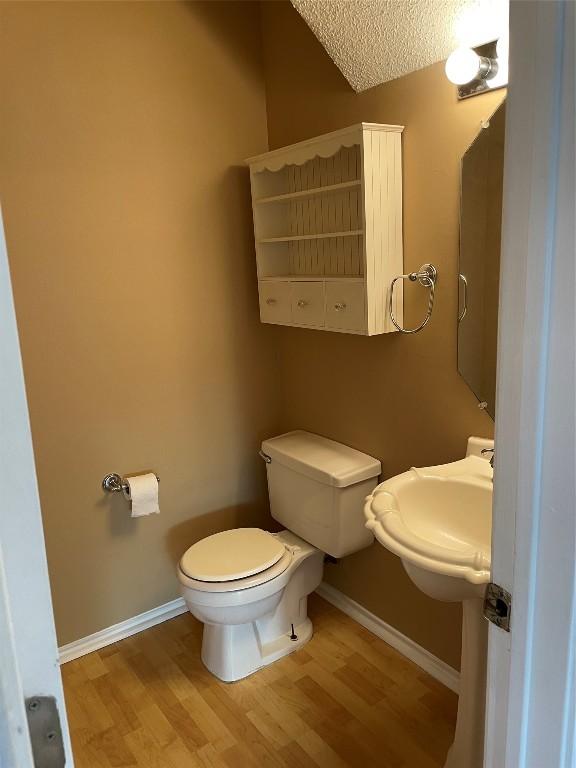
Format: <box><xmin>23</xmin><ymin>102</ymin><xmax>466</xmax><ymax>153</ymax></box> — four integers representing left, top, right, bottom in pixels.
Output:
<box><xmin>481</xmin><ymin>448</ymin><xmax>495</xmax><ymax>468</ymax></box>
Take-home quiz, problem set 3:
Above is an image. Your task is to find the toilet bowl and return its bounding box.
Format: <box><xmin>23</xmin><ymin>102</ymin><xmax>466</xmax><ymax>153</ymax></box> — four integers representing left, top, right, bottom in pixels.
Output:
<box><xmin>178</xmin><ymin>431</ymin><xmax>381</xmax><ymax>682</ymax></box>
<box><xmin>179</xmin><ymin>528</ymin><xmax>324</xmax><ymax>682</ymax></box>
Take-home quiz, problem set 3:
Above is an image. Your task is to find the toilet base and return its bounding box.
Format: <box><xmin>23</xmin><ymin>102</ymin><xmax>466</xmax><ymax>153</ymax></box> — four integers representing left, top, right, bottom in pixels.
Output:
<box><xmin>201</xmin><ymin>615</ymin><xmax>313</xmax><ymax>682</ymax></box>
<box><xmin>182</xmin><ymin>532</ymin><xmax>324</xmax><ymax>682</ymax></box>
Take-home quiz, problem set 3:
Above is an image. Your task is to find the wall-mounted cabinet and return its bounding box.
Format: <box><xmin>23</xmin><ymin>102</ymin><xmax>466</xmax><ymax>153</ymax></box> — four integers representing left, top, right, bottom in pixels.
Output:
<box><xmin>246</xmin><ymin>123</ymin><xmax>404</xmax><ymax>335</ymax></box>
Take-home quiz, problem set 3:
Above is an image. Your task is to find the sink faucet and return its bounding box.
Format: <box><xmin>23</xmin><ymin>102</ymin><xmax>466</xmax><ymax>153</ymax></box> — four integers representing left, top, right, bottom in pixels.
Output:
<box><xmin>481</xmin><ymin>448</ymin><xmax>495</xmax><ymax>469</ymax></box>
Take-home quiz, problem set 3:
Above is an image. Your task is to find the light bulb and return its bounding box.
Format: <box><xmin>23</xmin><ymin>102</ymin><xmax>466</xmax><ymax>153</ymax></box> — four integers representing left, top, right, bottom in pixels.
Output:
<box><xmin>445</xmin><ymin>47</ymin><xmax>481</xmax><ymax>85</ymax></box>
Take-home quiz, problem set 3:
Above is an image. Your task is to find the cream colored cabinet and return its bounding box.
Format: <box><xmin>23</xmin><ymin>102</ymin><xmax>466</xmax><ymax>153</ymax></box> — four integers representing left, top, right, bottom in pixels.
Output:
<box><xmin>246</xmin><ymin>123</ymin><xmax>404</xmax><ymax>335</ymax></box>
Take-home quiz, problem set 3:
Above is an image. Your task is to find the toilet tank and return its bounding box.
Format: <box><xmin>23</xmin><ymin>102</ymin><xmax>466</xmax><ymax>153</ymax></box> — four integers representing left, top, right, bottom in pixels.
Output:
<box><xmin>261</xmin><ymin>431</ymin><xmax>381</xmax><ymax>558</ymax></box>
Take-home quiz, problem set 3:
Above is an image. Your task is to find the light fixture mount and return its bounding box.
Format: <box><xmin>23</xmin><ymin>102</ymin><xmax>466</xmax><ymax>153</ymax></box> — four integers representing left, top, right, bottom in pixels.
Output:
<box><xmin>449</xmin><ymin>40</ymin><xmax>507</xmax><ymax>100</ymax></box>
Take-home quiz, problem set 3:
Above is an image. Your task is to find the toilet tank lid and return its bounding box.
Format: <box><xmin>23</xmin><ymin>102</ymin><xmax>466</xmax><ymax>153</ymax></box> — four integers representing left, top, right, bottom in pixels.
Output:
<box><xmin>262</xmin><ymin>431</ymin><xmax>381</xmax><ymax>488</ymax></box>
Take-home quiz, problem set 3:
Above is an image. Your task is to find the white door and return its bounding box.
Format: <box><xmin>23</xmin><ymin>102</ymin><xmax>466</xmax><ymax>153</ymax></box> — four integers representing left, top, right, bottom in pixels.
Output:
<box><xmin>0</xmin><ymin>208</ymin><xmax>73</xmax><ymax>766</ymax></box>
<box><xmin>485</xmin><ymin>1</ymin><xmax>575</xmax><ymax>766</ymax></box>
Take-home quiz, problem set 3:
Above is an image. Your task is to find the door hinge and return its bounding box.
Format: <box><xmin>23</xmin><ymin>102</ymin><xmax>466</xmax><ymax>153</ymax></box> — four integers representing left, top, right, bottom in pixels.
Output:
<box><xmin>483</xmin><ymin>582</ymin><xmax>512</xmax><ymax>632</ymax></box>
<box><xmin>25</xmin><ymin>696</ymin><xmax>66</xmax><ymax>768</ymax></box>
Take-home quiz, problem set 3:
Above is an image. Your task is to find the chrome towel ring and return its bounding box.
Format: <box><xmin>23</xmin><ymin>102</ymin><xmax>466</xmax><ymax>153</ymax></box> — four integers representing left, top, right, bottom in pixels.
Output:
<box><xmin>389</xmin><ymin>263</ymin><xmax>437</xmax><ymax>334</ymax></box>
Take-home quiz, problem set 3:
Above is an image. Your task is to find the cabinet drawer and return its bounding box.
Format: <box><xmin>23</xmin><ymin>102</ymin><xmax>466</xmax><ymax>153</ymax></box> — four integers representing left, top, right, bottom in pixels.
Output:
<box><xmin>259</xmin><ymin>281</ymin><xmax>292</xmax><ymax>324</ymax></box>
<box><xmin>325</xmin><ymin>282</ymin><xmax>366</xmax><ymax>332</ymax></box>
<box><xmin>291</xmin><ymin>282</ymin><xmax>325</xmax><ymax>327</ymax></box>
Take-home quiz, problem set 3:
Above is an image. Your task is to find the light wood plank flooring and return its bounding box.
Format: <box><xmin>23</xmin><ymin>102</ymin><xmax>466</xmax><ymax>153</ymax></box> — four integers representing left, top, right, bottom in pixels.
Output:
<box><xmin>62</xmin><ymin>594</ymin><xmax>457</xmax><ymax>767</ymax></box>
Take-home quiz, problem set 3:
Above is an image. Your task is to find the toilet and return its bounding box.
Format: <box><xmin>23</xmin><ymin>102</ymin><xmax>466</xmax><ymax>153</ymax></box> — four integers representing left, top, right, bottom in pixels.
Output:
<box><xmin>178</xmin><ymin>430</ymin><xmax>381</xmax><ymax>682</ymax></box>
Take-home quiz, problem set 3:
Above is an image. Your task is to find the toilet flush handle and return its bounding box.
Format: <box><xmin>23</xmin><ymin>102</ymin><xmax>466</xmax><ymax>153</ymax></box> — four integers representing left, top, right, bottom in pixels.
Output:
<box><xmin>259</xmin><ymin>450</ymin><xmax>272</xmax><ymax>464</ymax></box>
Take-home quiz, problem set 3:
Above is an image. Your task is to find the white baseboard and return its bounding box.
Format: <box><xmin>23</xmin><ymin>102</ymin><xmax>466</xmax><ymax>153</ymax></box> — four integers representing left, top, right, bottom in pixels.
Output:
<box><xmin>58</xmin><ymin>597</ymin><xmax>187</xmax><ymax>664</ymax></box>
<box><xmin>316</xmin><ymin>582</ymin><xmax>460</xmax><ymax>693</ymax></box>
<box><xmin>59</xmin><ymin>583</ymin><xmax>460</xmax><ymax>695</ymax></box>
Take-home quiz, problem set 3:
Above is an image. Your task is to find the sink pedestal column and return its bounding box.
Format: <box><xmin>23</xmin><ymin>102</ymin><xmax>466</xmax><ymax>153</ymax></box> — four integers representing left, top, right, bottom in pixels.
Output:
<box><xmin>445</xmin><ymin>598</ymin><xmax>488</xmax><ymax>768</ymax></box>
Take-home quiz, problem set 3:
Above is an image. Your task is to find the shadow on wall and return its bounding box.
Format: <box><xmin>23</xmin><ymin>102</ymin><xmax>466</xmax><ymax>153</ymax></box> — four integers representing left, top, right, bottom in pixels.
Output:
<box><xmin>183</xmin><ymin>1</ymin><xmax>265</xmax><ymax>89</ymax></box>
<box><xmin>164</xmin><ymin>503</ymin><xmax>282</xmax><ymax>566</ymax></box>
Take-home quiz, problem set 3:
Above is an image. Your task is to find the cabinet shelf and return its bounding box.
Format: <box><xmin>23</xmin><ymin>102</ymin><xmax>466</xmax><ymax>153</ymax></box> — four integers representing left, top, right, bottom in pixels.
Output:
<box><xmin>259</xmin><ymin>230</ymin><xmax>363</xmax><ymax>244</ymax></box>
<box><xmin>255</xmin><ymin>179</ymin><xmax>362</xmax><ymax>205</ymax></box>
<box><xmin>246</xmin><ymin>123</ymin><xmax>404</xmax><ymax>335</ymax></box>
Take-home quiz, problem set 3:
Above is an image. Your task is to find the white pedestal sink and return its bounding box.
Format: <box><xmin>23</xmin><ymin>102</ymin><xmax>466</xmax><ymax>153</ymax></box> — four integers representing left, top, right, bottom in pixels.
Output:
<box><xmin>364</xmin><ymin>437</ymin><xmax>493</xmax><ymax>768</ymax></box>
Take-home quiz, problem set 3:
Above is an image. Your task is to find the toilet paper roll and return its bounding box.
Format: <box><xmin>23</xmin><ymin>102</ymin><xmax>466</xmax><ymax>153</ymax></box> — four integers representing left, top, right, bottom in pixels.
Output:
<box><xmin>123</xmin><ymin>473</ymin><xmax>160</xmax><ymax>518</ymax></box>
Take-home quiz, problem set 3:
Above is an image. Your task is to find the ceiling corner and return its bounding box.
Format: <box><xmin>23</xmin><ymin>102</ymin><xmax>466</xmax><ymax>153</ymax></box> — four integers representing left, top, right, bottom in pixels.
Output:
<box><xmin>290</xmin><ymin>0</ymin><xmax>509</xmax><ymax>92</ymax></box>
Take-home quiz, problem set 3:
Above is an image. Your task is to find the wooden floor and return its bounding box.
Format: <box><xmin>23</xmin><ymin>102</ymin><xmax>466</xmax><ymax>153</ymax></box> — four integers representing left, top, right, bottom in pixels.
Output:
<box><xmin>62</xmin><ymin>594</ymin><xmax>457</xmax><ymax>767</ymax></box>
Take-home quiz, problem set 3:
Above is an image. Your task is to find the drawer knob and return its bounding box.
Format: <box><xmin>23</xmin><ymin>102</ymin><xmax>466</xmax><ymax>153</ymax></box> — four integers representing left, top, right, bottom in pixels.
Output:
<box><xmin>297</xmin><ymin>299</ymin><xmax>308</xmax><ymax>308</ymax></box>
<box><xmin>266</xmin><ymin>298</ymin><xmax>277</xmax><ymax>306</ymax></box>
<box><xmin>334</xmin><ymin>302</ymin><xmax>347</xmax><ymax>311</ymax></box>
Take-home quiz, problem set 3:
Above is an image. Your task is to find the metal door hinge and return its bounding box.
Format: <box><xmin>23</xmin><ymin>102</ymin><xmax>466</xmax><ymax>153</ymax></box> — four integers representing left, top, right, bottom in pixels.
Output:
<box><xmin>25</xmin><ymin>696</ymin><xmax>65</xmax><ymax>767</ymax></box>
<box><xmin>483</xmin><ymin>582</ymin><xmax>512</xmax><ymax>632</ymax></box>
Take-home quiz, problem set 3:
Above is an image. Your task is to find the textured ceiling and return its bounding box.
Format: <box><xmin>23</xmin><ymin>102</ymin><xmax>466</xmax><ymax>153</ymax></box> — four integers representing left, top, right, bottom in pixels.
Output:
<box><xmin>291</xmin><ymin>0</ymin><xmax>509</xmax><ymax>92</ymax></box>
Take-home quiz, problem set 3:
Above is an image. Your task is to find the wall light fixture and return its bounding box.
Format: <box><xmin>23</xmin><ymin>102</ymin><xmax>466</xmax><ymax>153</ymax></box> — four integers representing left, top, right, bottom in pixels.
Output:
<box><xmin>445</xmin><ymin>38</ymin><xmax>508</xmax><ymax>99</ymax></box>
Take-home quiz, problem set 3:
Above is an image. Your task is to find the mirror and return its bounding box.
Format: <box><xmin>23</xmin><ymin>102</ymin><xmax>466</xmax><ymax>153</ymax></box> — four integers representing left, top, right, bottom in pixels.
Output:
<box><xmin>457</xmin><ymin>101</ymin><xmax>506</xmax><ymax>419</ymax></box>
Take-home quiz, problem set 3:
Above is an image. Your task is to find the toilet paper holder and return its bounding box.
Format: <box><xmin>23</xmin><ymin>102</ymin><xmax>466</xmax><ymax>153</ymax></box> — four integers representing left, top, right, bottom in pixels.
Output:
<box><xmin>102</xmin><ymin>473</ymin><xmax>160</xmax><ymax>497</ymax></box>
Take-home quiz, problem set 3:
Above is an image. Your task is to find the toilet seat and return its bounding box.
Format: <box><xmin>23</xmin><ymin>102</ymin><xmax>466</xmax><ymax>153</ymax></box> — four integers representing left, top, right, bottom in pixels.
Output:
<box><xmin>178</xmin><ymin>550</ymin><xmax>293</xmax><ymax>593</ymax></box>
<box><xmin>179</xmin><ymin>529</ymin><xmax>293</xmax><ymax>593</ymax></box>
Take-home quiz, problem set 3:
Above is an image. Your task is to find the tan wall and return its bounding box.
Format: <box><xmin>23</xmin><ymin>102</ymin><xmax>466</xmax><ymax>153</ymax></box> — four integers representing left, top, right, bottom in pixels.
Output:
<box><xmin>261</xmin><ymin>1</ymin><xmax>505</xmax><ymax>668</ymax></box>
<box><xmin>1</xmin><ymin>0</ymin><xmax>504</xmax><ymax>667</ymax></box>
<box><xmin>0</xmin><ymin>1</ymin><xmax>280</xmax><ymax>645</ymax></box>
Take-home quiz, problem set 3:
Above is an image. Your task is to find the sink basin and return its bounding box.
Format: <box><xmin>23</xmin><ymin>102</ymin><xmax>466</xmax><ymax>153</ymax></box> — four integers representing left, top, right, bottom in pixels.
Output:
<box><xmin>364</xmin><ymin>437</ymin><xmax>494</xmax><ymax>768</ymax></box>
<box><xmin>365</xmin><ymin>453</ymin><xmax>492</xmax><ymax>596</ymax></box>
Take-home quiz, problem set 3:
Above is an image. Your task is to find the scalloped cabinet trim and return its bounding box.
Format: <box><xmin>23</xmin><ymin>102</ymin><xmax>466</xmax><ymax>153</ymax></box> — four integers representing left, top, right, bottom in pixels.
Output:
<box><xmin>245</xmin><ymin>123</ymin><xmax>404</xmax><ymax>336</ymax></box>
